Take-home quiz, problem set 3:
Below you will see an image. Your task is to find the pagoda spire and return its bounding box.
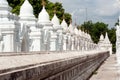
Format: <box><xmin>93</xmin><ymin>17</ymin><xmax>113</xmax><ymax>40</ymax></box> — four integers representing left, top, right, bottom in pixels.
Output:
<box><xmin>42</xmin><ymin>0</ymin><xmax>46</xmax><ymax>7</ymax></box>
<box><xmin>54</xmin><ymin>7</ymin><xmax>57</xmax><ymax>14</ymax></box>
<box><xmin>70</xmin><ymin>19</ymin><xmax>72</xmax><ymax>24</ymax></box>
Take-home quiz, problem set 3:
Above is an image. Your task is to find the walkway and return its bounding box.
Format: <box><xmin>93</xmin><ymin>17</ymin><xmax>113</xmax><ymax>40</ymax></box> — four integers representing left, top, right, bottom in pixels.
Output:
<box><xmin>0</xmin><ymin>50</ymin><xmax>105</xmax><ymax>74</ymax></box>
<box><xmin>90</xmin><ymin>54</ymin><xmax>120</xmax><ymax>80</ymax></box>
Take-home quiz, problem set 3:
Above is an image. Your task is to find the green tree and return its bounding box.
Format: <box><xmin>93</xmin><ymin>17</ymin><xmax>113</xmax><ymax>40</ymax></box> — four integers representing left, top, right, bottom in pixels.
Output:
<box><xmin>81</xmin><ymin>20</ymin><xmax>93</xmax><ymax>32</ymax></box>
<box><xmin>80</xmin><ymin>20</ymin><xmax>116</xmax><ymax>52</ymax></box>
<box><xmin>7</xmin><ymin>0</ymin><xmax>22</xmax><ymax>14</ymax></box>
<box><xmin>81</xmin><ymin>21</ymin><xmax>108</xmax><ymax>43</ymax></box>
<box><xmin>80</xmin><ymin>21</ymin><xmax>108</xmax><ymax>43</ymax></box>
<box><xmin>115</xmin><ymin>19</ymin><xmax>119</xmax><ymax>26</ymax></box>
<box><xmin>91</xmin><ymin>22</ymin><xmax>108</xmax><ymax>43</ymax></box>
<box><xmin>108</xmin><ymin>28</ymin><xmax>116</xmax><ymax>53</ymax></box>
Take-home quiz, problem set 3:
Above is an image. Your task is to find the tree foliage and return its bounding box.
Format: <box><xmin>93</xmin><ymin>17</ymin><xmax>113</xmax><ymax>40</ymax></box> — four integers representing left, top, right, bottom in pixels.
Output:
<box><xmin>80</xmin><ymin>21</ymin><xmax>116</xmax><ymax>52</ymax></box>
<box><xmin>80</xmin><ymin>21</ymin><xmax>108</xmax><ymax>43</ymax></box>
<box><xmin>7</xmin><ymin>0</ymin><xmax>71</xmax><ymax>24</ymax></box>
<box><xmin>108</xmin><ymin>28</ymin><xmax>116</xmax><ymax>52</ymax></box>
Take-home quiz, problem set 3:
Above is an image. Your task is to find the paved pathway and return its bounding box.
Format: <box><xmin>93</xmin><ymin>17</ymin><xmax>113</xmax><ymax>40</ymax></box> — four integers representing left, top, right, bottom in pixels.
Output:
<box><xmin>90</xmin><ymin>54</ymin><xmax>120</xmax><ymax>80</ymax></box>
<box><xmin>0</xmin><ymin>50</ymin><xmax>105</xmax><ymax>73</ymax></box>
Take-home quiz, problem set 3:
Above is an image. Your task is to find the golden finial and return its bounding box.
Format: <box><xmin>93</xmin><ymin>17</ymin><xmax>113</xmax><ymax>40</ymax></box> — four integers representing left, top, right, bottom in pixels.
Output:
<box><xmin>62</xmin><ymin>14</ymin><xmax>65</xmax><ymax>19</ymax></box>
<box><xmin>54</xmin><ymin>7</ymin><xmax>57</xmax><ymax>14</ymax></box>
<box><xmin>42</xmin><ymin>0</ymin><xmax>46</xmax><ymax>6</ymax></box>
<box><xmin>70</xmin><ymin>19</ymin><xmax>72</xmax><ymax>24</ymax></box>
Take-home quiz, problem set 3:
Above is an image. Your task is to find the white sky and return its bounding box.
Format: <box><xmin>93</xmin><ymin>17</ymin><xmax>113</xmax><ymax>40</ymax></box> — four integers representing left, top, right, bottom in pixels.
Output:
<box><xmin>50</xmin><ymin>0</ymin><xmax>120</xmax><ymax>28</ymax></box>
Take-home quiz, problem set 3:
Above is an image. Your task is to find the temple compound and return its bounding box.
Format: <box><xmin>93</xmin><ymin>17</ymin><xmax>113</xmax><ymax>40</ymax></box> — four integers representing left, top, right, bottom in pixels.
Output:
<box><xmin>0</xmin><ymin>0</ymin><xmax>112</xmax><ymax>80</ymax></box>
<box><xmin>0</xmin><ymin>0</ymin><xmax>112</xmax><ymax>53</ymax></box>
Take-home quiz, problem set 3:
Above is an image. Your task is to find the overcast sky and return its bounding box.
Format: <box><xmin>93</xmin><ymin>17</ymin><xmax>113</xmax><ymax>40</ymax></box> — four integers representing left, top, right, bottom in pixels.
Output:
<box><xmin>50</xmin><ymin>0</ymin><xmax>120</xmax><ymax>28</ymax></box>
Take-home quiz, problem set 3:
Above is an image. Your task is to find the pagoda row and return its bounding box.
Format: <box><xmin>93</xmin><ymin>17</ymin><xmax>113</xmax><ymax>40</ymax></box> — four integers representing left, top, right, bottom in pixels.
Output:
<box><xmin>0</xmin><ymin>0</ymin><xmax>112</xmax><ymax>53</ymax></box>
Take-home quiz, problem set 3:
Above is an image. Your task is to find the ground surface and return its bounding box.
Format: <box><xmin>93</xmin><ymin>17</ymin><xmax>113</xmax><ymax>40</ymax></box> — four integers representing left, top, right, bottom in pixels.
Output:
<box><xmin>0</xmin><ymin>50</ymin><xmax>102</xmax><ymax>73</ymax></box>
<box><xmin>90</xmin><ymin>54</ymin><xmax>120</xmax><ymax>80</ymax></box>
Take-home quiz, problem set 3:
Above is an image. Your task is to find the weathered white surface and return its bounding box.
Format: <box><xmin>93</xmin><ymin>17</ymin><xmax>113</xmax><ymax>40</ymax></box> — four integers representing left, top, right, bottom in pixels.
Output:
<box><xmin>61</xmin><ymin>19</ymin><xmax>68</xmax><ymax>33</ymax></box>
<box><xmin>0</xmin><ymin>0</ymin><xmax>20</xmax><ymax>52</ymax></box>
<box><xmin>19</xmin><ymin>0</ymin><xmax>35</xmax><ymax>20</ymax></box>
<box><xmin>38</xmin><ymin>6</ymin><xmax>50</xmax><ymax>23</ymax></box>
<box><xmin>51</xmin><ymin>13</ymin><xmax>60</xmax><ymax>26</ymax></box>
<box><xmin>116</xmin><ymin>15</ymin><xmax>120</xmax><ymax>64</ymax></box>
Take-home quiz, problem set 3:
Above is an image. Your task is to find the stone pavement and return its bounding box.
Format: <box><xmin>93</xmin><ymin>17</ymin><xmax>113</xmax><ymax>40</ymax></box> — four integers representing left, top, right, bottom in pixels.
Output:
<box><xmin>0</xmin><ymin>50</ymin><xmax>106</xmax><ymax>74</ymax></box>
<box><xmin>90</xmin><ymin>54</ymin><xmax>120</xmax><ymax>80</ymax></box>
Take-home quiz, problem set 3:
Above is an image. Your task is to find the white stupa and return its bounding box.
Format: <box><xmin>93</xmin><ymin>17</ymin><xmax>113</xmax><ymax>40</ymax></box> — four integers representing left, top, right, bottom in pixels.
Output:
<box><xmin>0</xmin><ymin>0</ymin><xmax>12</xmax><ymax>21</ymax></box>
<box><xmin>83</xmin><ymin>31</ymin><xmax>86</xmax><ymax>37</ymax></box>
<box><xmin>37</xmin><ymin>1</ymin><xmax>53</xmax><ymax>51</ymax></box>
<box><xmin>61</xmin><ymin>19</ymin><xmax>68</xmax><ymax>33</ymax></box>
<box><xmin>51</xmin><ymin>13</ymin><xmax>60</xmax><ymax>27</ymax></box>
<box><xmin>116</xmin><ymin>15</ymin><xmax>120</xmax><ymax>64</ymax></box>
<box><xmin>103</xmin><ymin>33</ymin><xmax>111</xmax><ymax>44</ymax></box>
<box><xmin>74</xmin><ymin>25</ymin><xmax>79</xmax><ymax>35</ymax></box>
<box><xmin>61</xmin><ymin>17</ymin><xmax>68</xmax><ymax>51</ymax></box>
<box><xmin>78</xmin><ymin>29</ymin><xmax>82</xmax><ymax>36</ymax></box>
<box><xmin>104</xmin><ymin>32</ymin><xmax>112</xmax><ymax>55</ymax></box>
<box><xmin>38</xmin><ymin>3</ymin><xmax>52</xmax><ymax>30</ymax></box>
<box><xmin>99</xmin><ymin>34</ymin><xmax>104</xmax><ymax>43</ymax></box>
<box><xmin>68</xmin><ymin>21</ymin><xmax>74</xmax><ymax>34</ymax></box>
<box><xmin>0</xmin><ymin>0</ymin><xmax>8</xmax><ymax>6</ymax></box>
<box><xmin>98</xmin><ymin>33</ymin><xmax>112</xmax><ymax>54</ymax></box>
<box><xmin>51</xmin><ymin>13</ymin><xmax>60</xmax><ymax>51</ymax></box>
<box><xmin>98</xmin><ymin>34</ymin><xmax>104</xmax><ymax>49</ymax></box>
<box><xmin>19</xmin><ymin>0</ymin><xmax>38</xmax><ymax>52</ymax></box>
<box><xmin>51</xmin><ymin>12</ymin><xmax>62</xmax><ymax>31</ymax></box>
<box><xmin>0</xmin><ymin>0</ymin><xmax>20</xmax><ymax>52</ymax></box>
<box><xmin>19</xmin><ymin>0</ymin><xmax>36</xmax><ymax>23</ymax></box>
<box><xmin>38</xmin><ymin>6</ymin><xmax>50</xmax><ymax>24</ymax></box>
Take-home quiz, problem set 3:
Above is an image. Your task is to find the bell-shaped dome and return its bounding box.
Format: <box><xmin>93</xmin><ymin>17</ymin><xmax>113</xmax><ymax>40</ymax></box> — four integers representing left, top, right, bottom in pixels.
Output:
<box><xmin>104</xmin><ymin>33</ymin><xmax>111</xmax><ymax>44</ymax></box>
<box><xmin>0</xmin><ymin>0</ymin><xmax>8</xmax><ymax>6</ymax></box>
<box><xmin>88</xmin><ymin>34</ymin><xmax>91</xmax><ymax>40</ymax></box>
<box><xmin>84</xmin><ymin>32</ymin><xmax>87</xmax><ymax>38</ymax></box>
<box><xmin>86</xmin><ymin>33</ymin><xmax>91</xmax><ymax>39</ymax></box>
<box><xmin>74</xmin><ymin>27</ymin><xmax>78</xmax><ymax>35</ymax></box>
<box><xmin>81</xmin><ymin>31</ymin><xmax>85</xmax><ymax>37</ymax></box>
<box><xmin>100</xmin><ymin>34</ymin><xmax>104</xmax><ymax>41</ymax></box>
<box><xmin>51</xmin><ymin>14</ymin><xmax>60</xmax><ymax>26</ymax></box>
<box><xmin>19</xmin><ymin>0</ymin><xmax>34</xmax><ymax>18</ymax></box>
<box><xmin>61</xmin><ymin>19</ymin><xmax>68</xmax><ymax>31</ymax></box>
<box><xmin>68</xmin><ymin>23</ymin><xmax>74</xmax><ymax>34</ymax></box>
<box><xmin>38</xmin><ymin>6</ymin><xmax>50</xmax><ymax>23</ymax></box>
<box><xmin>98</xmin><ymin>34</ymin><xmax>104</xmax><ymax>44</ymax></box>
<box><xmin>78</xmin><ymin>30</ymin><xmax>82</xmax><ymax>36</ymax></box>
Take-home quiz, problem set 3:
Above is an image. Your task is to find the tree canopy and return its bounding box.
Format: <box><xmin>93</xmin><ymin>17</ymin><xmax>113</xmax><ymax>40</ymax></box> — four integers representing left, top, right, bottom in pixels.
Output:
<box><xmin>79</xmin><ymin>21</ymin><xmax>116</xmax><ymax>53</ymax></box>
<box><xmin>7</xmin><ymin>0</ymin><xmax>71</xmax><ymax>24</ymax></box>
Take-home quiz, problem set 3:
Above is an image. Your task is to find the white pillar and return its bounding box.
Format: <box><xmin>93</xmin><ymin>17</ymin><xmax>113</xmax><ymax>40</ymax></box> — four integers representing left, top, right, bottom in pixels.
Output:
<box><xmin>50</xmin><ymin>30</ymin><xmax>57</xmax><ymax>51</ymax></box>
<box><xmin>57</xmin><ymin>32</ymin><xmax>63</xmax><ymax>51</ymax></box>
<box><xmin>3</xmin><ymin>34</ymin><xmax>14</xmax><ymax>52</ymax></box>
<box><xmin>63</xmin><ymin>34</ymin><xmax>67</xmax><ymax>51</ymax></box>
<box><xmin>71</xmin><ymin>36</ymin><xmax>74</xmax><ymax>51</ymax></box>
